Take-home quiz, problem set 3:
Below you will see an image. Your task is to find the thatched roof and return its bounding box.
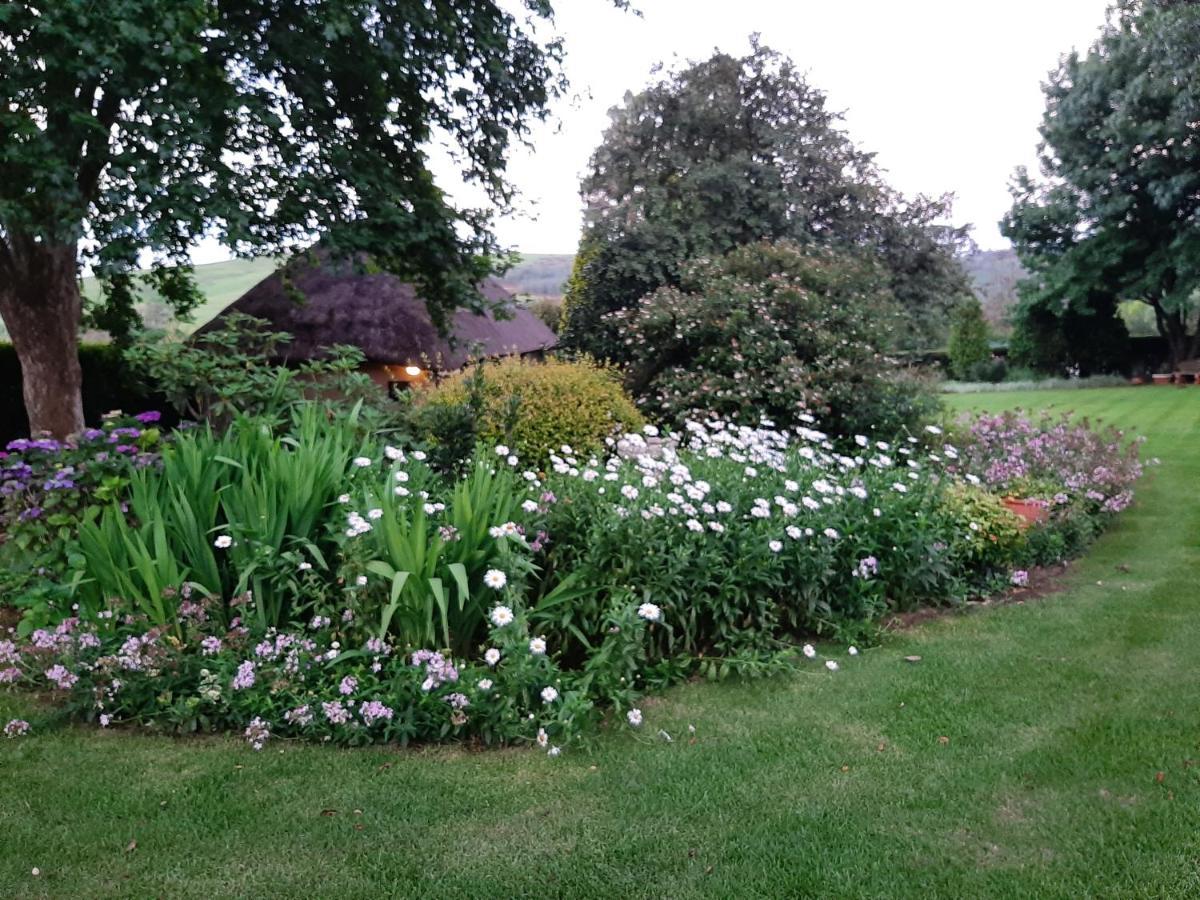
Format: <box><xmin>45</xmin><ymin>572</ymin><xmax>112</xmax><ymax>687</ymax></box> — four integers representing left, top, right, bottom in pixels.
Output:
<box><xmin>202</xmin><ymin>256</ymin><xmax>557</xmax><ymax>370</ymax></box>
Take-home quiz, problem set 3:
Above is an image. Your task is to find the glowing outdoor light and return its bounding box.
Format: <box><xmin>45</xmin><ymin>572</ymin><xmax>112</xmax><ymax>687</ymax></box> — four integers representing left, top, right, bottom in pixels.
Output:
<box><xmin>404</xmin><ymin>365</ymin><xmax>422</xmax><ymax>377</ymax></box>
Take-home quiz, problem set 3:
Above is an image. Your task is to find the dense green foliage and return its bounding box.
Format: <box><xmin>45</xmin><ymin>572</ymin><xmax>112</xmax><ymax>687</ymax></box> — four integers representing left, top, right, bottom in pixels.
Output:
<box><xmin>124</xmin><ymin>314</ymin><xmax>396</xmax><ymax>430</ymax></box>
<box><xmin>615</xmin><ymin>242</ymin><xmax>938</xmax><ymax>436</ymax></box>
<box><xmin>524</xmin><ymin>296</ymin><xmax>565</xmax><ymax>334</ymax></box>
<box><xmin>72</xmin><ymin>408</ymin><xmax>370</xmax><ymax>631</ymax></box>
<box><xmin>1008</xmin><ymin>290</ymin><xmax>1131</xmax><ymax>376</ymax></box>
<box><xmin>420</xmin><ymin>357</ymin><xmax>643</xmax><ymax>463</ymax></box>
<box><xmin>947</xmin><ymin>299</ymin><xmax>992</xmax><ymax>380</ymax></box>
<box><xmin>0</xmin><ymin>0</ymin><xmax>595</xmax><ymax>435</ymax></box>
<box><xmin>560</xmin><ymin>41</ymin><xmax>973</xmax><ymax>360</ymax></box>
<box><xmin>1003</xmin><ymin>0</ymin><xmax>1200</xmax><ymax>370</ymax></box>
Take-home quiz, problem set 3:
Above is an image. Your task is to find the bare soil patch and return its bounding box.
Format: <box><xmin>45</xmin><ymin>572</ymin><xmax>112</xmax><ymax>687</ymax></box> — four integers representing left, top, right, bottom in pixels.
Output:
<box><xmin>883</xmin><ymin>560</ymin><xmax>1075</xmax><ymax>632</ymax></box>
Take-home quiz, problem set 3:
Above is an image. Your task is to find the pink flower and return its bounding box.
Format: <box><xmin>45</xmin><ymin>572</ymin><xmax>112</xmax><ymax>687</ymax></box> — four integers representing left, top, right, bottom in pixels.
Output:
<box><xmin>359</xmin><ymin>700</ymin><xmax>394</xmax><ymax>727</ymax></box>
<box><xmin>44</xmin><ymin>664</ymin><xmax>78</xmax><ymax>691</ymax></box>
<box><xmin>231</xmin><ymin>660</ymin><xmax>256</xmax><ymax>690</ymax></box>
<box><xmin>322</xmin><ymin>700</ymin><xmax>350</xmax><ymax>725</ymax></box>
<box><xmin>244</xmin><ymin>717</ymin><xmax>270</xmax><ymax>750</ymax></box>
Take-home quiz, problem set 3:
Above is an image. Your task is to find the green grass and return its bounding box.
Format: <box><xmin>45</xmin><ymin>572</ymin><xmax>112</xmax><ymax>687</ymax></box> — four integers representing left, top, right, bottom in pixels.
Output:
<box><xmin>2</xmin><ymin>386</ymin><xmax>1199</xmax><ymax>898</ymax></box>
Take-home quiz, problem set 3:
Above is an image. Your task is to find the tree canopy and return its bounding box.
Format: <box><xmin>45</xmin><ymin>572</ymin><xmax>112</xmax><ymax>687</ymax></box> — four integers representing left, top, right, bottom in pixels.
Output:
<box><xmin>1002</xmin><ymin>0</ymin><xmax>1200</xmax><ymax>370</ymax></box>
<box><xmin>0</xmin><ymin>0</ymin><xmax>584</xmax><ymax>435</ymax></box>
<box><xmin>560</xmin><ymin>41</ymin><xmax>973</xmax><ymax>360</ymax></box>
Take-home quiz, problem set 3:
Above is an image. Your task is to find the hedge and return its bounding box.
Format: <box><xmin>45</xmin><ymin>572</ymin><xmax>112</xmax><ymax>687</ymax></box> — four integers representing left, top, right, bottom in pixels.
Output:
<box><xmin>0</xmin><ymin>343</ymin><xmax>171</xmax><ymax>444</ymax></box>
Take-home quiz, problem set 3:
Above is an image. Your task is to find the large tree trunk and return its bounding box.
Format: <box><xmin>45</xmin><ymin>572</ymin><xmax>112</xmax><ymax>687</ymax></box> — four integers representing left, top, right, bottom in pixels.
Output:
<box><xmin>1149</xmin><ymin>297</ymin><xmax>1193</xmax><ymax>371</ymax></box>
<box><xmin>1162</xmin><ymin>310</ymin><xmax>1192</xmax><ymax>371</ymax></box>
<box><xmin>0</xmin><ymin>242</ymin><xmax>85</xmax><ymax>438</ymax></box>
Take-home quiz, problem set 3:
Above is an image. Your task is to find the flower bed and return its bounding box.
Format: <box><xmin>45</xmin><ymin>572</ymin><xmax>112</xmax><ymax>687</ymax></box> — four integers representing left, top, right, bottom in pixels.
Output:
<box><xmin>0</xmin><ymin>407</ymin><xmax>1143</xmax><ymax>754</ymax></box>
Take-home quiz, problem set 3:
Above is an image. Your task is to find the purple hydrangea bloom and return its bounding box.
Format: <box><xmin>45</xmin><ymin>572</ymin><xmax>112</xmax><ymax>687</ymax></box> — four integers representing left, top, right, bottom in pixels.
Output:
<box><xmin>231</xmin><ymin>660</ymin><xmax>256</xmax><ymax>690</ymax></box>
<box><xmin>359</xmin><ymin>700</ymin><xmax>394</xmax><ymax>726</ymax></box>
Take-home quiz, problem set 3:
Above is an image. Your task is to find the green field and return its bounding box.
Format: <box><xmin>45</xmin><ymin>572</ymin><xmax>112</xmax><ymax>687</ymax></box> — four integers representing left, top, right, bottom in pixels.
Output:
<box><xmin>2</xmin><ymin>386</ymin><xmax>1199</xmax><ymax>898</ymax></box>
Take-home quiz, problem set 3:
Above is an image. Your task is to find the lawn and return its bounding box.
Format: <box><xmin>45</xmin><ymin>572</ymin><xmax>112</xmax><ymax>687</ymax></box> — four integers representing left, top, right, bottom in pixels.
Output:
<box><xmin>2</xmin><ymin>386</ymin><xmax>1198</xmax><ymax>898</ymax></box>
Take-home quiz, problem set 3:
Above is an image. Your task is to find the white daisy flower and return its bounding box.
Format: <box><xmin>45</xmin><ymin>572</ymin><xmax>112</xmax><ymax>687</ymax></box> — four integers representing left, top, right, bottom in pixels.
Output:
<box><xmin>637</xmin><ymin>602</ymin><xmax>662</xmax><ymax>622</ymax></box>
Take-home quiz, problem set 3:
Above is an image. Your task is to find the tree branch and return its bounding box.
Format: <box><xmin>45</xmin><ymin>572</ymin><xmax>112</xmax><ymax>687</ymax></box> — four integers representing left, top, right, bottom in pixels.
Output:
<box><xmin>76</xmin><ymin>87</ymin><xmax>122</xmax><ymax>206</ymax></box>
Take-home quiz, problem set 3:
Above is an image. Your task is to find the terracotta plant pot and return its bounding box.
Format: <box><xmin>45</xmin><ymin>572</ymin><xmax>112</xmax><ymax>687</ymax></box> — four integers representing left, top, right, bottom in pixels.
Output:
<box><xmin>1002</xmin><ymin>497</ymin><xmax>1048</xmax><ymax>527</ymax></box>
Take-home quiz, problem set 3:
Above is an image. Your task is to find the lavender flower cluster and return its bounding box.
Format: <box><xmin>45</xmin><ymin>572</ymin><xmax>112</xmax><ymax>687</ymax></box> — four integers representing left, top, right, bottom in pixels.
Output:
<box><xmin>949</xmin><ymin>412</ymin><xmax>1144</xmax><ymax>515</ymax></box>
<box><xmin>0</xmin><ymin>412</ymin><xmax>162</xmax><ymax>551</ymax></box>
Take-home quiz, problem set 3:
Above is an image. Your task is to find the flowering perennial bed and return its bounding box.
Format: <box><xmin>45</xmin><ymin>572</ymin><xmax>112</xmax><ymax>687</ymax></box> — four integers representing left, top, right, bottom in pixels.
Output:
<box><xmin>0</xmin><ymin>408</ymin><xmax>1143</xmax><ymax>755</ymax></box>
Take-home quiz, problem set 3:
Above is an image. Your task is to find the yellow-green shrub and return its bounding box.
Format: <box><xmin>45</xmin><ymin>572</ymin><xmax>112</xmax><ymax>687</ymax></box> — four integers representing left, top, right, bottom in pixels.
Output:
<box><xmin>420</xmin><ymin>356</ymin><xmax>643</xmax><ymax>463</ymax></box>
<box><xmin>942</xmin><ymin>483</ymin><xmax>1026</xmax><ymax>570</ymax></box>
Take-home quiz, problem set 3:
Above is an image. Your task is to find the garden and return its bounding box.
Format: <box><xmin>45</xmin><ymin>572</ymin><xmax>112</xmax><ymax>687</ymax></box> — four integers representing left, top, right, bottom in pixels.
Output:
<box><xmin>2</xmin><ymin>385</ymin><xmax>1195</xmax><ymax>897</ymax></box>
<box><xmin>0</xmin><ymin>294</ymin><xmax>1149</xmax><ymax>762</ymax></box>
<box><xmin>5</xmin><ymin>3</ymin><xmax>1200</xmax><ymax>895</ymax></box>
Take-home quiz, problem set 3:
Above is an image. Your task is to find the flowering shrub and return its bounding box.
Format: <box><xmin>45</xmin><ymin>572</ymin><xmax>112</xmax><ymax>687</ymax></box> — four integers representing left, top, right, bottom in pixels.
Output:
<box><xmin>951</xmin><ymin>412</ymin><xmax>1142</xmax><ymax>509</ymax></box>
<box><xmin>531</xmin><ymin>420</ymin><xmax>968</xmax><ymax>659</ymax></box>
<box><xmin>947</xmin><ymin>411</ymin><xmax>1144</xmax><ymax>562</ymax></box>
<box><xmin>611</xmin><ymin>242</ymin><xmax>938</xmax><ymax>437</ymax></box>
<box><xmin>0</xmin><ymin>412</ymin><xmax>162</xmax><ymax>634</ymax></box>
<box><xmin>0</xmin><ymin>411</ymin><xmax>161</xmax><ymax>555</ymax></box>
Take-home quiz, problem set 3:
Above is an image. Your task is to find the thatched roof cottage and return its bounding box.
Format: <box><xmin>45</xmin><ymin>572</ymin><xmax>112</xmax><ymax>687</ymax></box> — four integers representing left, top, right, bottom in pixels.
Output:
<box><xmin>202</xmin><ymin>255</ymin><xmax>557</xmax><ymax>389</ymax></box>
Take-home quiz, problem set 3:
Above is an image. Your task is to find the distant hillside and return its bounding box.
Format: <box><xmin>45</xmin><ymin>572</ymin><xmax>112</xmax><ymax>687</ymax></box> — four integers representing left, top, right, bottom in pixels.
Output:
<box><xmin>499</xmin><ymin>253</ymin><xmax>574</xmax><ymax>298</ymax></box>
<box><xmin>960</xmin><ymin>249</ymin><xmax>1024</xmax><ymax>335</ymax></box>
<box><xmin>95</xmin><ymin>257</ymin><xmax>282</xmax><ymax>332</ymax></box>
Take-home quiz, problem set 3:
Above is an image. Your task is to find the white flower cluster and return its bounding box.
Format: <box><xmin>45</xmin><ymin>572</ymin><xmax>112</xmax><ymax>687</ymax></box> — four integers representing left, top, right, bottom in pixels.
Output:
<box><xmin>534</xmin><ymin>416</ymin><xmax>960</xmax><ymax>555</ymax></box>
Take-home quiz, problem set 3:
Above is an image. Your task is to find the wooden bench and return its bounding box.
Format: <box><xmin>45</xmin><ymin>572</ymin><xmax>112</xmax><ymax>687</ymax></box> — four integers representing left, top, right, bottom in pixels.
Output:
<box><xmin>1175</xmin><ymin>359</ymin><xmax>1200</xmax><ymax>384</ymax></box>
<box><xmin>1151</xmin><ymin>359</ymin><xmax>1200</xmax><ymax>384</ymax></box>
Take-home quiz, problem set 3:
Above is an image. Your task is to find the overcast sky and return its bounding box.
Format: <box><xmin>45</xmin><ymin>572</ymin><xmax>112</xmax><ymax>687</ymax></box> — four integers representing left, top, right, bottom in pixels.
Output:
<box><xmin>193</xmin><ymin>0</ymin><xmax>1113</xmax><ymax>265</ymax></box>
<box><xmin>471</xmin><ymin>0</ymin><xmax>1114</xmax><ymax>255</ymax></box>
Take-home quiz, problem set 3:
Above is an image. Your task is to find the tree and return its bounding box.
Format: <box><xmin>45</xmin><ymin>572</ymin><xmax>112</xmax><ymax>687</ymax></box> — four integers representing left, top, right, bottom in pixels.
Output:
<box><xmin>1008</xmin><ymin>289</ymin><xmax>1131</xmax><ymax>376</ymax></box>
<box><xmin>947</xmin><ymin>299</ymin><xmax>991</xmax><ymax>380</ymax></box>
<box><xmin>0</xmin><ymin>1</ymin><xmax>588</xmax><ymax>436</ymax></box>
<box><xmin>1002</xmin><ymin>0</ymin><xmax>1200</xmax><ymax>370</ymax></box>
<box><xmin>559</xmin><ymin>41</ymin><xmax>973</xmax><ymax>360</ymax></box>
<box><xmin>614</xmin><ymin>241</ymin><xmax>937</xmax><ymax>437</ymax></box>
